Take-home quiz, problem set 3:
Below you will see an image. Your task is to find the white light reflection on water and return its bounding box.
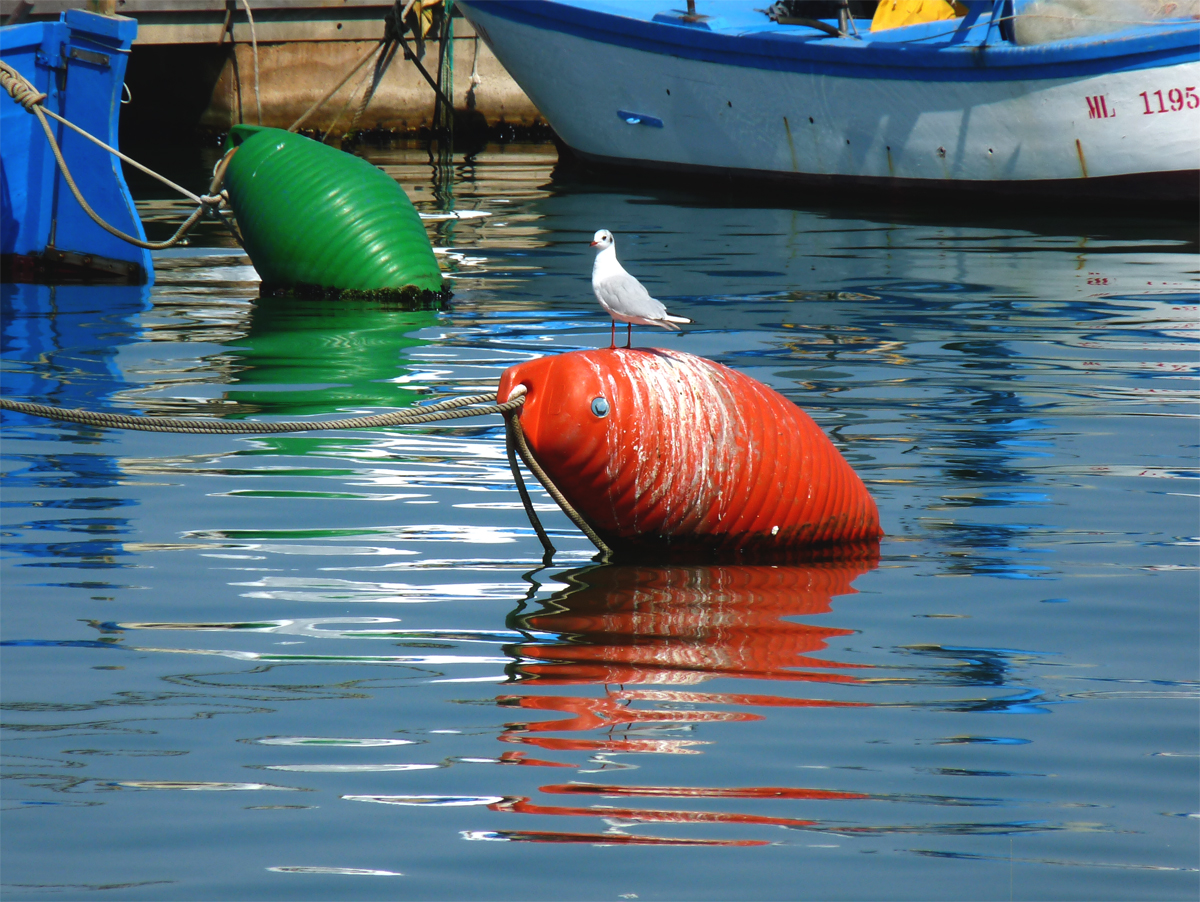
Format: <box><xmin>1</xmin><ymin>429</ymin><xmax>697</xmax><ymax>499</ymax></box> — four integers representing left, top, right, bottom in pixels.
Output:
<box><xmin>116</xmin><ymin>782</ymin><xmax>301</xmax><ymax>791</ymax></box>
<box><xmin>262</xmin><ymin>764</ymin><xmax>441</xmax><ymax>773</ymax></box>
<box><xmin>268</xmin><ymin>867</ymin><xmax>403</xmax><ymax>876</ymax></box>
<box><xmin>251</xmin><ymin>738</ymin><xmax>416</xmax><ymax>747</ymax></box>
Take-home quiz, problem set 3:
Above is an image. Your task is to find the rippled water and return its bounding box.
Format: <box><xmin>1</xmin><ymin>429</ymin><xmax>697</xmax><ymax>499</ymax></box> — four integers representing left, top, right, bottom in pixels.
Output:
<box><xmin>2</xmin><ymin>143</ymin><xmax>1197</xmax><ymax>901</ymax></box>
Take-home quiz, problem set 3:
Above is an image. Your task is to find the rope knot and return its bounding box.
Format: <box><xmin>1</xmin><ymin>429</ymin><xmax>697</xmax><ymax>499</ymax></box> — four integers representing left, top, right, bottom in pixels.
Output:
<box><xmin>0</xmin><ymin>63</ymin><xmax>47</xmax><ymax>112</ymax></box>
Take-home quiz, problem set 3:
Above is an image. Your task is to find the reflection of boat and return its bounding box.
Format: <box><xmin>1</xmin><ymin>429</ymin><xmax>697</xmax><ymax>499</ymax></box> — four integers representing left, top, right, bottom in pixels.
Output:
<box><xmin>0</xmin><ymin>281</ymin><xmax>151</xmax><ymax>567</ymax></box>
<box><xmin>0</xmin><ymin>281</ymin><xmax>151</xmax><ymax>407</ymax></box>
<box><xmin>459</xmin><ymin>0</ymin><xmax>1200</xmax><ymax>204</ymax></box>
<box><xmin>1</xmin><ymin>10</ymin><xmax>153</xmax><ymax>283</ymax></box>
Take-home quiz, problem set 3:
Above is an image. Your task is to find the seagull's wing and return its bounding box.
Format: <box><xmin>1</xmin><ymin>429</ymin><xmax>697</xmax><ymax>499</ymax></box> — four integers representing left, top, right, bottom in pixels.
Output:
<box><xmin>596</xmin><ymin>272</ymin><xmax>669</xmax><ymax>320</ymax></box>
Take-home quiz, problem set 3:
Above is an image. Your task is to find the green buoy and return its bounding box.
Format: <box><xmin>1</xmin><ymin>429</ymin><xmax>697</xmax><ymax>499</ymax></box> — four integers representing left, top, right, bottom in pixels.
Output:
<box><xmin>224</xmin><ymin>126</ymin><xmax>446</xmax><ymax>301</ymax></box>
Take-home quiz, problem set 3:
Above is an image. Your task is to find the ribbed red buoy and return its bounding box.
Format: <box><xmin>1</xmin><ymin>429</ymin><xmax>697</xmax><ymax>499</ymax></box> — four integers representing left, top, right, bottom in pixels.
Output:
<box><xmin>497</xmin><ymin>348</ymin><xmax>882</xmax><ymax>555</ymax></box>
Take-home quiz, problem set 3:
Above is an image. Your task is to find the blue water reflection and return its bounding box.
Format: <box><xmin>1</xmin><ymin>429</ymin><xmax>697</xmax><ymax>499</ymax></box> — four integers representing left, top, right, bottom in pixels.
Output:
<box><xmin>1</xmin><ymin>144</ymin><xmax>1197</xmax><ymax>901</ymax></box>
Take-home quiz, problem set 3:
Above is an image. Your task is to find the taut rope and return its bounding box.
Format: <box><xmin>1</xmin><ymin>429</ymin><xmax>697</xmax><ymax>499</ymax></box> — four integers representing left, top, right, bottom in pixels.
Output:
<box><xmin>0</xmin><ymin>389</ymin><xmax>611</xmax><ymax>556</ymax></box>
<box><xmin>0</xmin><ymin>392</ymin><xmax>520</xmax><ymax>434</ymax></box>
<box><xmin>0</xmin><ymin>60</ymin><xmax>240</xmax><ymax>249</ymax></box>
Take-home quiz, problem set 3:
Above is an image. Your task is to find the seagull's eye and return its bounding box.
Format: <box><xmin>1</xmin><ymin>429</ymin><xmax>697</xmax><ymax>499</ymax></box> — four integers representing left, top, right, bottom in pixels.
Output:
<box><xmin>590</xmin><ymin>396</ymin><xmax>609</xmax><ymax>418</ymax></box>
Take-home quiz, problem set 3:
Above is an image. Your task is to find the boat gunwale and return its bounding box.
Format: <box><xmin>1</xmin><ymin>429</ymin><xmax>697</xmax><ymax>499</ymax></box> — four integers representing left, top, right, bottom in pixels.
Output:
<box><xmin>461</xmin><ymin>0</ymin><xmax>1200</xmax><ymax>80</ymax></box>
<box><xmin>0</xmin><ymin>9</ymin><xmax>138</xmax><ymax>53</ymax></box>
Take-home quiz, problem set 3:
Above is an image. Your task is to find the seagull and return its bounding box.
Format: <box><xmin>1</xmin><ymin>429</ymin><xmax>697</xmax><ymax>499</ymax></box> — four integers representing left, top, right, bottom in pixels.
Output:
<box><xmin>591</xmin><ymin>229</ymin><xmax>691</xmax><ymax>348</ymax></box>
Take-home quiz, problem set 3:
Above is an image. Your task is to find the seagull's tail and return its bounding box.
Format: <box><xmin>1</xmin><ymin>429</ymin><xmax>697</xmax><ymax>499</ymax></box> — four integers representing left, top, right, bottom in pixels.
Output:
<box><xmin>663</xmin><ymin>314</ymin><xmax>692</xmax><ymax>325</ymax></box>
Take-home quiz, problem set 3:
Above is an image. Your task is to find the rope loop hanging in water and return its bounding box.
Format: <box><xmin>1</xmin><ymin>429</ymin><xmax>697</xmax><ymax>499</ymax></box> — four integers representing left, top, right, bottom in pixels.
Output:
<box><xmin>502</xmin><ymin>388</ymin><xmax>556</xmax><ymax>561</ymax></box>
<box><xmin>502</xmin><ymin>396</ymin><xmax>613</xmax><ymax>558</ymax></box>
<box><xmin>0</xmin><ymin>60</ymin><xmax>241</xmax><ymax>249</ymax></box>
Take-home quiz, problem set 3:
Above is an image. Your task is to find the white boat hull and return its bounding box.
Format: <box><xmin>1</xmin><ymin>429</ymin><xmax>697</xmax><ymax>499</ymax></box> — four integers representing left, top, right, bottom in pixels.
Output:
<box><xmin>462</xmin><ymin>2</ymin><xmax>1200</xmax><ymax>202</ymax></box>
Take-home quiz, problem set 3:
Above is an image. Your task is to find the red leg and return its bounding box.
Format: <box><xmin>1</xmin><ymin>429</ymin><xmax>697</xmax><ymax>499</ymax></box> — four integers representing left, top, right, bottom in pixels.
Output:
<box><xmin>609</xmin><ymin>320</ymin><xmax>616</xmax><ymax>349</ymax></box>
<box><xmin>625</xmin><ymin>323</ymin><xmax>632</xmax><ymax>348</ymax></box>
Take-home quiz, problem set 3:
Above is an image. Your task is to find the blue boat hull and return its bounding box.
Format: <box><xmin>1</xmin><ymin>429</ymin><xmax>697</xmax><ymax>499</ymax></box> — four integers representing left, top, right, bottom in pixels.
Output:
<box><xmin>1</xmin><ymin>10</ymin><xmax>152</xmax><ymax>284</ymax></box>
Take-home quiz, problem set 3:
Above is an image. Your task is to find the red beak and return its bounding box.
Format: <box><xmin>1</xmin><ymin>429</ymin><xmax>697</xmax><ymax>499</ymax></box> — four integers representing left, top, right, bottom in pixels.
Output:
<box><xmin>590</xmin><ymin>241</ymin><xmax>598</xmax><ymax>246</ymax></box>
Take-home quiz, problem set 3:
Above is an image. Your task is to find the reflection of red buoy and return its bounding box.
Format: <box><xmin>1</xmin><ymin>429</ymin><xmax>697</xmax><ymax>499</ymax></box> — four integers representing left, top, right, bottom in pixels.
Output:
<box><xmin>496</xmin><ymin>562</ymin><xmax>875</xmax><ymax>757</ymax></box>
<box><xmin>498</xmin><ymin>348</ymin><xmax>882</xmax><ymax>554</ymax></box>
<box><xmin>489</xmin><ymin>795</ymin><xmax>816</xmax><ymax>830</ymax></box>
<box><xmin>511</xmin><ymin>563</ymin><xmax>875</xmax><ymax>685</ymax></box>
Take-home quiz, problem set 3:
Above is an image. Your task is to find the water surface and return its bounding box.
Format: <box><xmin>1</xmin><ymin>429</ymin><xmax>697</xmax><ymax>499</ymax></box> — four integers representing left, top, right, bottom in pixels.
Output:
<box><xmin>2</xmin><ymin>143</ymin><xmax>1197</xmax><ymax>901</ymax></box>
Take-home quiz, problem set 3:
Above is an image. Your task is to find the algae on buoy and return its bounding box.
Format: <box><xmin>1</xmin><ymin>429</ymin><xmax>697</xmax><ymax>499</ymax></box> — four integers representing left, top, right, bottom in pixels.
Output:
<box><xmin>223</xmin><ymin>125</ymin><xmax>446</xmax><ymax>301</ymax></box>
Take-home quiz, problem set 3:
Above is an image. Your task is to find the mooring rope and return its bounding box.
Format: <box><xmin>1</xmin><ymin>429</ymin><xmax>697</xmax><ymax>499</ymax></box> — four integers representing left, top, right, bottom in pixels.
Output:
<box><xmin>501</xmin><ymin>388</ymin><xmax>555</xmax><ymax>559</ymax></box>
<box><xmin>289</xmin><ymin>42</ymin><xmax>383</xmax><ymax>133</ymax></box>
<box><xmin>239</xmin><ymin>0</ymin><xmax>263</xmax><ymax>125</ymax></box>
<box><xmin>503</xmin><ymin>402</ymin><xmax>614</xmax><ymax>557</ymax></box>
<box><xmin>0</xmin><ymin>392</ymin><xmax>522</xmax><ymax>434</ymax></box>
<box><xmin>287</xmin><ymin>0</ymin><xmax>451</xmax><ymax>138</ymax></box>
<box><xmin>0</xmin><ymin>60</ymin><xmax>240</xmax><ymax>249</ymax></box>
<box><xmin>0</xmin><ymin>388</ymin><xmax>610</xmax><ymax>555</ymax></box>
<box><xmin>320</xmin><ymin>42</ymin><xmax>389</xmax><ymax>143</ymax></box>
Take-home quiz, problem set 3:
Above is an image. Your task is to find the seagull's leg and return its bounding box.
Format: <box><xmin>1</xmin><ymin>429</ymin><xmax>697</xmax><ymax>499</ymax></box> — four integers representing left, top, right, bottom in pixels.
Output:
<box><xmin>610</xmin><ymin>320</ymin><xmax>616</xmax><ymax>349</ymax></box>
<box><xmin>625</xmin><ymin>323</ymin><xmax>632</xmax><ymax>349</ymax></box>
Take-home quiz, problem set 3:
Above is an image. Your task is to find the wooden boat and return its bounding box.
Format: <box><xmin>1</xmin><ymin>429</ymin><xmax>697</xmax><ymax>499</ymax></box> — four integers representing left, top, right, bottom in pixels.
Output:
<box><xmin>457</xmin><ymin>0</ymin><xmax>1200</xmax><ymax>206</ymax></box>
<box><xmin>1</xmin><ymin>9</ymin><xmax>152</xmax><ymax>283</ymax></box>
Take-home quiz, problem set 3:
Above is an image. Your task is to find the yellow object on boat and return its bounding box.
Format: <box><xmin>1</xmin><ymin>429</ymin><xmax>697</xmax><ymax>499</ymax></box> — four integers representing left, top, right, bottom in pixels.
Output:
<box><xmin>871</xmin><ymin>0</ymin><xmax>967</xmax><ymax>31</ymax></box>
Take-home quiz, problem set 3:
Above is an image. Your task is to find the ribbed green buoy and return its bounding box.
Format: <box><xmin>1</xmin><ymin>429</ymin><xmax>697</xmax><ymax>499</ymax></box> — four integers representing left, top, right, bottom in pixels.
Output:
<box><xmin>224</xmin><ymin>125</ymin><xmax>445</xmax><ymax>300</ymax></box>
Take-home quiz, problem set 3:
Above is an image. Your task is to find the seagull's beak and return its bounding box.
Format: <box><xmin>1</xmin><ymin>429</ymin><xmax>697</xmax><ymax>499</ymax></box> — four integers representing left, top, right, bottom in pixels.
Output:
<box><xmin>589</xmin><ymin>241</ymin><xmax>599</xmax><ymax>247</ymax></box>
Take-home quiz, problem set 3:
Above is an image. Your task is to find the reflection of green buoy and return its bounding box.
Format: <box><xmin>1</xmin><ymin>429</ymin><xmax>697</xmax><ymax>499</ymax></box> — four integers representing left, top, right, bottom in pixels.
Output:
<box><xmin>224</xmin><ymin>298</ymin><xmax>438</xmax><ymax>416</ymax></box>
<box><xmin>224</xmin><ymin>126</ymin><xmax>446</xmax><ymax>301</ymax></box>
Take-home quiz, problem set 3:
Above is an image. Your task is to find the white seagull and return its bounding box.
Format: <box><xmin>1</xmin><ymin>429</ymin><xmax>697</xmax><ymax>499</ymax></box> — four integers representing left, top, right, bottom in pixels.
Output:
<box><xmin>591</xmin><ymin>229</ymin><xmax>691</xmax><ymax>348</ymax></box>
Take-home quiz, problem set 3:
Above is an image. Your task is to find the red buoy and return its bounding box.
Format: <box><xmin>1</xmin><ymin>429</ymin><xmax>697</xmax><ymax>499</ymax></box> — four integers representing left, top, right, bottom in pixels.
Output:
<box><xmin>497</xmin><ymin>348</ymin><xmax>882</xmax><ymax>555</ymax></box>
